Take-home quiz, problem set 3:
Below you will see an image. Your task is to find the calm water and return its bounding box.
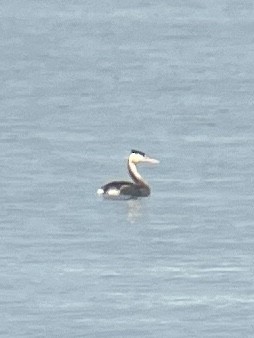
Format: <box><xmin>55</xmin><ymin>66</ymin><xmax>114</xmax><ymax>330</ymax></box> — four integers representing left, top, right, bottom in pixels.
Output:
<box><xmin>1</xmin><ymin>1</ymin><xmax>254</xmax><ymax>337</ymax></box>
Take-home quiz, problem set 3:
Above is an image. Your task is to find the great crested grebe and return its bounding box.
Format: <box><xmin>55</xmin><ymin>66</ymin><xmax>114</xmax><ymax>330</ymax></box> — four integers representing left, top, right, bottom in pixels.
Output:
<box><xmin>97</xmin><ymin>150</ymin><xmax>159</xmax><ymax>199</ymax></box>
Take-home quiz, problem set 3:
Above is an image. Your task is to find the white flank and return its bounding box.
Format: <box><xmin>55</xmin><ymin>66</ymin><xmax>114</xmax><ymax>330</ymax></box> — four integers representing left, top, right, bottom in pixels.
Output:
<box><xmin>97</xmin><ymin>188</ymin><xmax>104</xmax><ymax>195</ymax></box>
<box><xmin>107</xmin><ymin>188</ymin><xmax>120</xmax><ymax>196</ymax></box>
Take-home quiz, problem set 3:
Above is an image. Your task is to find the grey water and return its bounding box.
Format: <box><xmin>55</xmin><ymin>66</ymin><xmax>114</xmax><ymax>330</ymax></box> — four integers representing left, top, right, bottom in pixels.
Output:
<box><xmin>1</xmin><ymin>0</ymin><xmax>254</xmax><ymax>337</ymax></box>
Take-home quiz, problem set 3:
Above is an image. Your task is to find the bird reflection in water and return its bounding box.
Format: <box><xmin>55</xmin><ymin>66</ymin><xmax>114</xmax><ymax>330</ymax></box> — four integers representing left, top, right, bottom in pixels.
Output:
<box><xmin>126</xmin><ymin>199</ymin><xmax>143</xmax><ymax>223</ymax></box>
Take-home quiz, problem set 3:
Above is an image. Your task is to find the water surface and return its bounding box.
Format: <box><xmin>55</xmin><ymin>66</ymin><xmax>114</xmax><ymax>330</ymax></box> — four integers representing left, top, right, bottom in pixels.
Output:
<box><xmin>1</xmin><ymin>1</ymin><xmax>254</xmax><ymax>337</ymax></box>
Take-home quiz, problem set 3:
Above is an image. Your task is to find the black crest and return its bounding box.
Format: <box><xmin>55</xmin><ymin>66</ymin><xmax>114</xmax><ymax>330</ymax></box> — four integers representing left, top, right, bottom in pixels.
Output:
<box><xmin>131</xmin><ymin>149</ymin><xmax>145</xmax><ymax>157</ymax></box>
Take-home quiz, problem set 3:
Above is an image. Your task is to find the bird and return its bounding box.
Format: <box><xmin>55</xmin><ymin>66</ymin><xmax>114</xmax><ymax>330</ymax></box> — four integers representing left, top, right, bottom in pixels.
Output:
<box><xmin>97</xmin><ymin>149</ymin><xmax>159</xmax><ymax>199</ymax></box>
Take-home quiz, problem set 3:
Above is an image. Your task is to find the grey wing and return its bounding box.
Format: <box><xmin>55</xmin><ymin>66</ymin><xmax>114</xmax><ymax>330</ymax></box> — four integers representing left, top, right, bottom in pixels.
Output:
<box><xmin>101</xmin><ymin>181</ymin><xmax>132</xmax><ymax>193</ymax></box>
<box><xmin>120</xmin><ymin>183</ymin><xmax>140</xmax><ymax>197</ymax></box>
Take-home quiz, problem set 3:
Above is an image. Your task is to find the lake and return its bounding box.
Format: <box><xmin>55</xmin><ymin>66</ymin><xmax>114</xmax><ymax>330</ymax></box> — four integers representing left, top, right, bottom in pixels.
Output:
<box><xmin>1</xmin><ymin>0</ymin><xmax>254</xmax><ymax>337</ymax></box>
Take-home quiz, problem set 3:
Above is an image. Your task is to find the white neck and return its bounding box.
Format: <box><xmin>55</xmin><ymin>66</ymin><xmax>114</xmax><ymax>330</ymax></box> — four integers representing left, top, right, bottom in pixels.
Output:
<box><xmin>128</xmin><ymin>160</ymin><xmax>147</xmax><ymax>186</ymax></box>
